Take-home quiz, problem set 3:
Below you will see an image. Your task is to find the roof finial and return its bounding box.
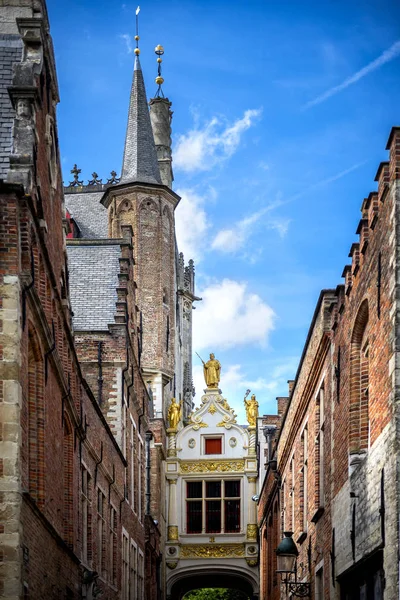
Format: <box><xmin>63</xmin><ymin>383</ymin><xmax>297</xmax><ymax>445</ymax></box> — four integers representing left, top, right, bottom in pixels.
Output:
<box><xmin>134</xmin><ymin>6</ymin><xmax>140</xmax><ymax>55</ymax></box>
<box><xmin>154</xmin><ymin>44</ymin><xmax>165</xmax><ymax>98</ymax></box>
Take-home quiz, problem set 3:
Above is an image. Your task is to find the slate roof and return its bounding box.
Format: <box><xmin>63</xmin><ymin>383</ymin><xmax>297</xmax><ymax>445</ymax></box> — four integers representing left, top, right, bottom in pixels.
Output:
<box><xmin>121</xmin><ymin>56</ymin><xmax>161</xmax><ymax>185</ymax></box>
<box><xmin>68</xmin><ymin>244</ymin><xmax>121</xmax><ymax>330</ymax></box>
<box><xmin>0</xmin><ymin>35</ymin><xmax>23</xmax><ymax>179</ymax></box>
<box><xmin>64</xmin><ymin>191</ymin><xmax>108</xmax><ymax>238</ymax></box>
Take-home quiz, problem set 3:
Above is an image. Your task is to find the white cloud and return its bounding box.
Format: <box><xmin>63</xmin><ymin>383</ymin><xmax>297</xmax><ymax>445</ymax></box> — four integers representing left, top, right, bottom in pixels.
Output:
<box><xmin>304</xmin><ymin>39</ymin><xmax>400</xmax><ymax>109</ymax></box>
<box><xmin>175</xmin><ymin>188</ymin><xmax>209</xmax><ymax>263</ymax></box>
<box><xmin>211</xmin><ymin>209</ymin><xmax>290</xmax><ymax>254</ymax></box>
<box><xmin>174</xmin><ymin>109</ymin><xmax>262</xmax><ymax>173</ymax></box>
<box><xmin>120</xmin><ymin>33</ymin><xmax>133</xmax><ymax>54</ymax></box>
<box><xmin>193</xmin><ymin>279</ymin><xmax>275</xmax><ymax>351</ymax></box>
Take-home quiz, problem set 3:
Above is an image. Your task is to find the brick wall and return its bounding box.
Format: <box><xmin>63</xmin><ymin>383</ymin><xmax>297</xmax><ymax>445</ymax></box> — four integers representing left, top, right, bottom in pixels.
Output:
<box><xmin>258</xmin><ymin>128</ymin><xmax>400</xmax><ymax>600</ymax></box>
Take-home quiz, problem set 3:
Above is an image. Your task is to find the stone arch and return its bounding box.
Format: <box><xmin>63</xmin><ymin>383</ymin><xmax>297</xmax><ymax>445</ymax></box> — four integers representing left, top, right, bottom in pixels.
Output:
<box><xmin>349</xmin><ymin>299</ymin><xmax>369</xmax><ymax>460</ymax></box>
<box><xmin>27</xmin><ymin>324</ymin><xmax>45</xmax><ymax>507</ymax></box>
<box><xmin>117</xmin><ymin>197</ymin><xmax>133</xmax><ymax>215</ymax></box>
<box><xmin>167</xmin><ymin>565</ymin><xmax>258</xmax><ymax>600</ymax></box>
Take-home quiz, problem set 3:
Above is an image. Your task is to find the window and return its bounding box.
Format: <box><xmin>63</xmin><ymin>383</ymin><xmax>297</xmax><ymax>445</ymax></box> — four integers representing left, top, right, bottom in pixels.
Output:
<box><xmin>315</xmin><ymin>567</ymin><xmax>324</xmax><ymax>600</ymax></box>
<box><xmin>130</xmin><ymin>420</ymin><xmax>137</xmax><ymax>512</ymax></box>
<box><xmin>289</xmin><ymin>456</ymin><xmax>295</xmax><ymax>531</ymax></box>
<box><xmin>137</xmin><ymin>550</ymin><xmax>144</xmax><ymax>599</ymax></box>
<box><xmin>109</xmin><ymin>506</ymin><xmax>117</xmax><ymax>586</ymax></box>
<box><xmin>300</xmin><ymin>426</ymin><xmax>308</xmax><ymax>533</ymax></box>
<box><xmin>205</xmin><ymin>437</ymin><xmax>222</xmax><ymax>455</ymax></box>
<box><xmin>97</xmin><ymin>489</ymin><xmax>106</xmax><ymax>577</ymax></box>
<box><xmin>81</xmin><ymin>466</ymin><xmax>92</xmax><ymax>565</ymax></box>
<box><xmin>186</xmin><ymin>480</ymin><xmax>241</xmax><ymax>534</ymax></box>
<box><xmin>138</xmin><ymin>438</ymin><xmax>143</xmax><ymax>521</ymax></box>
<box><xmin>315</xmin><ymin>387</ymin><xmax>325</xmax><ymax>510</ymax></box>
<box><xmin>122</xmin><ymin>532</ymin><xmax>129</xmax><ymax>600</ymax></box>
<box><xmin>130</xmin><ymin>541</ymin><xmax>137</xmax><ymax>600</ymax></box>
<box><xmin>349</xmin><ymin>300</ymin><xmax>369</xmax><ymax>459</ymax></box>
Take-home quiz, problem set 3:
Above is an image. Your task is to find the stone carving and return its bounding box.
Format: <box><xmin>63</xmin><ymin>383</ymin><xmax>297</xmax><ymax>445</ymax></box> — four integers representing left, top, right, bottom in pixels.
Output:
<box><xmin>17</xmin><ymin>98</ymin><xmax>31</xmax><ymax>119</ymax></box>
<box><xmin>229</xmin><ymin>437</ymin><xmax>237</xmax><ymax>447</ymax></box>
<box><xmin>246</xmin><ymin>558</ymin><xmax>258</xmax><ymax>567</ymax></box>
<box><xmin>180</xmin><ymin>544</ymin><xmax>245</xmax><ymax>559</ymax></box>
<box><xmin>246</xmin><ymin>524</ymin><xmax>258</xmax><ymax>541</ymax></box>
<box><xmin>168</xmin><ymin>526</ymin><xmax>179</xmax><ymax>541</ymax></box>
<box><xmin>180</xmin><ymin>460</ymin><xmax>244</xmax><ymax>474</ymax></box>
<box><xmin>167</xmin><ymin>561</ymin><xmax>178</xmax><ymax>569</ymax></box>
<box><xmin>201</xmin><ymin>353</ymin><xmax>221</xmax><ymax>388</ymax></box>
<box><xmin>244</xmin><ymin>394</ymin><xmax>259</xmax><ymax>427</ymax></box>
<box><xmin>188</xmin><ymin>413</ymin><xmax>208</xmax><ymax>430</ymax></box>
<box><xmin>188</xmin><ymin>438</ymin><xmax>196</xmax><ymax>448</ymax></box>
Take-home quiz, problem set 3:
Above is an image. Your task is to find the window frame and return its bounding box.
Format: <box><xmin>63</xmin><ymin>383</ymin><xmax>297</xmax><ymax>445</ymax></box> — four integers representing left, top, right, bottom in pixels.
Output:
<box><xmin>185</xmin><ymin>478</ymin><xmax>241</xmax><ymax>534</ymax></box>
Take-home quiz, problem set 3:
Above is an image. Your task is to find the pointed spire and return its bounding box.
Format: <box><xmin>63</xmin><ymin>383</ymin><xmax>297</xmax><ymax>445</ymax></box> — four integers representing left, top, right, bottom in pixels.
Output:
<box><xmin>121</xmin><ymin>54</ymin><xmax>162</xmax><ymax>185</ymax></box>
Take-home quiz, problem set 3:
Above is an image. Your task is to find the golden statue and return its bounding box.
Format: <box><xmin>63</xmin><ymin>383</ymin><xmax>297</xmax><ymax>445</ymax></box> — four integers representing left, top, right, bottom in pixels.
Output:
<box><xmin>244</xmin><ymin>394</ymin><xmax>259</xmax><ymax>427</ymax></box>
<box><xmin>168</xmin><ymin>398</ymin><xmax>181</xmax><ymax>430</ymax></box>
<box><xmin>200</xmin><ymin>353</ymin><xmax>221</xmax><ymax>388</ymax></box>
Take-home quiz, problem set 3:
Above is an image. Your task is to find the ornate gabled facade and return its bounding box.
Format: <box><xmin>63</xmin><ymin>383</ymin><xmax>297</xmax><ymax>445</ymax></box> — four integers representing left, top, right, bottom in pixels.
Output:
<box><xmin>164</xmin><ymin>368</ymin><xmax>260</xmax><ymax>600</ymax></box>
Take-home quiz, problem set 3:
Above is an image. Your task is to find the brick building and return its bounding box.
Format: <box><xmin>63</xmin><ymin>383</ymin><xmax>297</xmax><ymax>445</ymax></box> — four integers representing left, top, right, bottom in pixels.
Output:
<box><xmin>0</xmin><ymin>1</ymin><xmax>196</xmax><ymax>599</ymax></box>
<box><xmin>258</xmin><ymin>128</ymin><xmax>400</xmax><ymax>599</ymax></box>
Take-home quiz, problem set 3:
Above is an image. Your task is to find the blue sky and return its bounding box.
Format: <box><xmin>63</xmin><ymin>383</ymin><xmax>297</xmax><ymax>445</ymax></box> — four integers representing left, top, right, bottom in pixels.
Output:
<box><xmin>47</xmin><ymin>0</ymin><xmax>400</xmax><ymax>422</ymax></box>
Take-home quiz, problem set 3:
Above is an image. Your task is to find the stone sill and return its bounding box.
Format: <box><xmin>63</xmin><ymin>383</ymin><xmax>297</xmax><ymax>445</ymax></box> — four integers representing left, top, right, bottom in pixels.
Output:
<box><xmin>311</xmin><ymin>506</ymin><xmax>325</xmax><ymax>523</ymax></box>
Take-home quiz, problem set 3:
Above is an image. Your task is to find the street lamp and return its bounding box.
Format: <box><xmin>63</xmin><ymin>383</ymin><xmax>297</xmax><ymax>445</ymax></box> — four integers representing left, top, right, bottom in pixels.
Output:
<box><xmin>276</xmin><ymin>532</ymin><xmax>310</xmax><ymax>598</ymax></box>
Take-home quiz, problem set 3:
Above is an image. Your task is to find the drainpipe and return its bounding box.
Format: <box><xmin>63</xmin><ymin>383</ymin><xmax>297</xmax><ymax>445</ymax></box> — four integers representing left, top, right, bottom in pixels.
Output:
<box><xmin>97</xmin><ymin>341</ymin><xmax>103</xmax><ymax>405</ymax></box>
<box><xmin>145</xmin><ymin>431</ymin><xmax>153</xmax><ymax>516</ymax></box>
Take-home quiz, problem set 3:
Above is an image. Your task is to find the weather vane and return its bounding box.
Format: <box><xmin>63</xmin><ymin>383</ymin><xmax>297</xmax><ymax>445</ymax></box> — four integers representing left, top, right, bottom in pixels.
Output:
<box><xmin>154</xmin><ymin>44</ymin><xmax>165</xmax><ymax>97</ymax></box>
<box><xmin>134</xmin><ymin>6</ymin><xmax>140</xmax><ymax>55</ymax></box>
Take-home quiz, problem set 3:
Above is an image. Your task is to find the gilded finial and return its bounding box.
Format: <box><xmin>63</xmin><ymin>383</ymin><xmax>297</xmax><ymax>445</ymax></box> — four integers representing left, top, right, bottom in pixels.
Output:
<box><xmin>154</xmin><ymin>44</ymin><xmax>165</xmax><ymax>97</ymax></box>
<box><xmin>135</xmin><ymin>6</ymin><xmax>140</xmax><ymax>55</ymax></box>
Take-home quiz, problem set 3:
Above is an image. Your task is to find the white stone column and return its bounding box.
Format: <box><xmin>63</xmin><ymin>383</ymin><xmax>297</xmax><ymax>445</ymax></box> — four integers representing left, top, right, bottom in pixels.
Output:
<box><xmin>167</xmin><ymin>478</ymin><xmax>178</xmax><ymax>541</ymax></box>
<box><xmin>247</xmin><ymin>476</ymin><xmax>258</xmax><ymax>541</ymax></box>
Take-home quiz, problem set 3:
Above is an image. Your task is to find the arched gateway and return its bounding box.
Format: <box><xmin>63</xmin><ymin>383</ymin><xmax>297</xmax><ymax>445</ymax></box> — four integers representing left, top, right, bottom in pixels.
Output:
<box><xmin>165</xmin><ymin>358</ymin><xmax>260</xmax><ymax>599</ymax></box>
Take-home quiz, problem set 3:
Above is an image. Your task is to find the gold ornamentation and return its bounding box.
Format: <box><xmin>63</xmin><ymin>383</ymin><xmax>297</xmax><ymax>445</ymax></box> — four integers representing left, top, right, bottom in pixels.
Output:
<box><xmin>208</xmin><ymin>404</ymin><xmax>217</xmax><ymax>415</ymax></box>
<box><xmin>209</xmin><ymin>537</ymin><xmax>215</xmax><ymax>543</ymax></box>
<box><xmin>188</xmin><ymin>414</ymin><xmax>208</xmax><ymax>430</ymax></box>
<box><xmin>180</xmin><ymin>460</ymin><xmax>245</xmax><ymax>474</ymax></box>
<box><xmin>247</xmin><ymin>524</ymin><xmax>258</xmax><ymax>541</ymax></box>
<box><xmin>199</xmin><ymin>352</ymin><xmax>221</xmax><ymax>388</ymax></box>
<box><xmin>244</xmin><ymin>394</ymin><xmax>259</xmax><ymax>427</ymax></box>
<box><xmin>180</xmin><ymin>544</ymin><xmax>245</xmax><ymax>559</ymax></box>
<box><xmin>246</xmin><ymin>558</ymin><xmax>258</xmax><ymax>567</ymax></box>
<box><xmin>168</xmin><ymin>526</ymin><xmax>179</xmax><ymax>541</ymax></box>
<box><xmin>167</xmin><ymin>561</ymin><xmax>178</xmax><ymax>569</ymax></box>
<box><xmin>247</xmin><ymin>477</ymin><xmax>257</xmax><ymax>483</ymax></box>
<box><xmin>168</xmin><ymin>398</ymin><xmax>182</xmax><ymax>430</ymax></box>
<box><xmin>167</xmin><ymin>448</ymin><xmax>177</xmax><ymax>457</ymax></box>
<box><xmin>169</xmin><ymin>479</ymin><xmax>177</xmax><ymax>485</ymax></box>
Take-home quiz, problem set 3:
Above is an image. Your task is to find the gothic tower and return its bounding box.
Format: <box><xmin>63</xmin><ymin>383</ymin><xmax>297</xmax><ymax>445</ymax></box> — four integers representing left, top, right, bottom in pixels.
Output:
<box><xmin>101</xmin><ymin>48</ymin><xmax>195</xmax><ymax>421</ymax></box>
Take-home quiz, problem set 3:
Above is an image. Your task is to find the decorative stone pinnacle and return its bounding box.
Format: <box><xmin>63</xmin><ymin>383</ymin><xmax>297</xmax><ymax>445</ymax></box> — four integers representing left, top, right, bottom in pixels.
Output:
<box><xmin>87</xmin><ymin>172</ymin><xmax>102</xmax><ymax>186</ymax></box>
<box><xmin>69</xmin><ymin>164</ymin><xmax>83</xmax><ymax>186</ymax></box>
<box><xmin>107</xmin><ymin>170</ymin><xmax>120</xmax><ymax>185</ymax></box>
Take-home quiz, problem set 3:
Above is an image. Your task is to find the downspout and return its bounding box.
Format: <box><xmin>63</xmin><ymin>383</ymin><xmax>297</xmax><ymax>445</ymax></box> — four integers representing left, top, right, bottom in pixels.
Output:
<box><xmin>97</xmin><ymin>340</ymin><xmax>103</xmax><ymax>405</ymax></box>
<box><xmin>145</xmin><ymin>431</ymin><xmax>153</xmax><ymax>516</ymax></box>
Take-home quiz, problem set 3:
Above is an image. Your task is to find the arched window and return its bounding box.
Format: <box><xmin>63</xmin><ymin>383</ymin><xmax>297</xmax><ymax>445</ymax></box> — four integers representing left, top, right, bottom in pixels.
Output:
<box><xmin>349</xmin><ymin>300</ymin><xmax>369</xmax><ymax>468</ymax></box>
<box><xmin>63</xmin><ymin>416</ymin><xmax>74</xmax><ymax>549</ymax></box>
<box><xmin>27</xmin><ymin>327</ymin><xmax>45</xmax><ymax>506</ymax></box>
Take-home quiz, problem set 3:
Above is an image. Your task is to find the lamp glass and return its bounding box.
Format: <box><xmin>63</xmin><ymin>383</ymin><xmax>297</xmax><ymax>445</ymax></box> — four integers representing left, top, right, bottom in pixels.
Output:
<box><xmin>276</xmin><ymin>553</ymin><xmax>297</xmax><ymax>574</ymax></box>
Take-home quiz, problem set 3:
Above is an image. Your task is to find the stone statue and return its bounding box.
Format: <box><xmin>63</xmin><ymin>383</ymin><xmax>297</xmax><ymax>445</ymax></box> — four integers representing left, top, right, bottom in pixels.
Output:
<box><xmin>201</xmin><ymin>353</ymin><xmax>221</xmax><ymax>388</ymax></box>
<box><xmin>244</xmin><ymin>394</ymin><xmax>259</xmax><ymax>427</ymax></box>
<box><xmin>168</xmin><ymin>398</ymin><xmax>181</xmax><ymax>430</ymax></box>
